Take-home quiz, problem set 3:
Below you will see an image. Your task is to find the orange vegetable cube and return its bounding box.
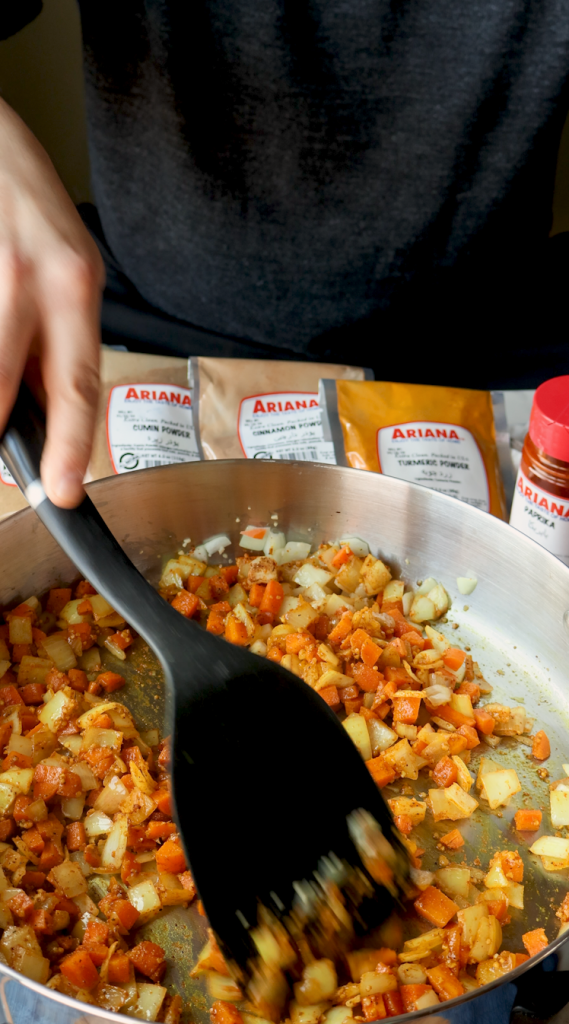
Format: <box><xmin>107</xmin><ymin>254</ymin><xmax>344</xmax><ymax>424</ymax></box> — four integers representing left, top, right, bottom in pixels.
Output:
<box><xmin>46</xmin><ymin>588</ymin><xmax>73</xmax><ymax>615</ymax></box>
<box><xmin>172</xmin><ymin>590</ymin><xmax>200</xmax><ymax>618</ymax></box>
<box><xmin>327</xmin><ymin>613</ymin><xmax>353</xmax><ymax>646</ymax></box>
<box><xmin>318</xmin><ymin>684</ymin><xmax>340</xmax><ymax>709</ymax></box>
<box><xmin>210</xmin><ymin>1002</ymin><xmax>244</xmax><ymax>1024</ymax></box>
<box><xmin>532</xmin><ymin>730</ymin><xmax>550</xmax><ymax>760</ymax></box>
<box><xmin>400</xmin><ymin>985</ymin><xmax>434</xmax><ymax>1013</ymax></box>
<box><xmin>522</xmin><ymin>928</ymin><xmax>548</xmax><ymax>958</ymax></box>
<box><xmin>224</xmin><ymin>616</ymin><xmax>249</xmax><ymax>646</ymax></box>
<box><xmin>248</xmin><ymin>583</ymin><xmax>266</xmax><ymax>608</ymax></box>
<box><xmin>362</xmin><ymin>995</ymin><xmax>387</xmax><ymax>1020</ymax></box>
<box><xmin>155</xmin><ymin>838</ymin><xmax>187</xmax><ymax>874</ymax></box>
<box><xmin>426</xmin><ymin>963</ymin><xmax>465</xmax><ymax>1001</ymax></box>
<box><xmin>108</xmin><ymin>952</ymin><xmax>132</xmax><ymax>985</ymax></box>
<box><xmin>456</xmin><ymin>681</ymin><xmax>481</xmax><ymax>705</ymax></box>
<box><xmin>514</xmin><ymin>809</ymin><xmax>542</xmax><ymax>831</ymax></box>
<box><xmin>129</xmin><ymin>940</ymin><xmax>167</xmax><ymax>982</ymax></box>
<box><xmin>384</xmin><ymin>991</ymin><xmax>404</xmax><ymax>1017</ymax></box>
<box><xmin>258</xmin><ymin>580</ymin><xmax>284</xmax><ymax>618</ymax></box>
<box><xmin>456</xmin><ymin>724</ymin><xmax>480</xmax><ymax>749</ymax></box>
<box><xmin>97</xmin><ymin>671</ymin><xmax>125</xmax><ymax>693</ymax></box>
<box><xmin>60</xmin><ymin>947</ymin><xmax>100</xmax><ymax>990</ymax></box>
<box><xmin>432</xmin><ymin>756</ymin><xmax>458</xmax><ymax>788</ymax></box>
<box><xmin>440</xmin><ymin>829</ymin><xmax>464</xmax><ymax>850</ymax></box>
<box><xmin>434</xmin><ymin>705</ymin><xmax>475</xmax><ymax>729</ymax></box>
<box><xmin>473</xmin><ymin>708</ymin><xmax>495</xmax><ymax>734</ymax></box>
<box><xmin>442</xmin><ymin>648</ymin><xmax>466</xmax><ymax>672</ymax></box>
<box><xmin>392</xmin><ymin>694</ymin><xmax>421</xmax><ymax>724</ymax></box>
<box><xmin>414</xmin><ymin>886</ymin><xmax>459</xmax><ymax>928</ymax></box>
<box><xmin>352</xmin><ymin>662</ymin><xmax>382</xmax><ymax>693</ymax></box>
<box><xmin>366</xmin><ymin>757</ymin><xmax>396</xmax><ymax>788</ymax></box>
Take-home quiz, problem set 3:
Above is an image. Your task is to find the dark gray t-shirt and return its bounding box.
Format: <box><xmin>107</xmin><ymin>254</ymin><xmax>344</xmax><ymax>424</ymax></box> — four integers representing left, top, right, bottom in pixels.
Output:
<box><xmin>9</xmin><ymin>2</ymin><xmax>569</xmax><ymax>384</ymax></box>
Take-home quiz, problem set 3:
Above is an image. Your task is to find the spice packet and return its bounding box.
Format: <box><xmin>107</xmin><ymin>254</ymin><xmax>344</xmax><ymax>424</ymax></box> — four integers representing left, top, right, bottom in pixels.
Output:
<box><xmin>89</xmin><ymin>348</ymin><xmax>199</xmax><ymax>479</ymax></box>
<box><xmin>320</xmin><ymin>379</ymin><xmax>508</xmax><ymax>518</ymax></box>
<box><xmin>191</xmin><ymin>357</ymin><xmax>370</xmax><ymax>462</ymax></box>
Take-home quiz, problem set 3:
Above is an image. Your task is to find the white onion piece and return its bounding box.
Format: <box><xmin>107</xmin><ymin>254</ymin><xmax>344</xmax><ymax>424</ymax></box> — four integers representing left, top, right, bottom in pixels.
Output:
<box><xmin>423</xmin><ymin>684</ymin><xmax>452</xmax><ymax>706</ymax></box>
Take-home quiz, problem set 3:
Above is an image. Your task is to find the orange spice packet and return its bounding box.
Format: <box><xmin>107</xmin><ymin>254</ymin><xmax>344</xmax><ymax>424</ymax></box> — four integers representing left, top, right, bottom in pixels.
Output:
<box><xmin>321</xmin><ymin>379</ymin><xmax>507</xmax><ymax>518</ymax></box>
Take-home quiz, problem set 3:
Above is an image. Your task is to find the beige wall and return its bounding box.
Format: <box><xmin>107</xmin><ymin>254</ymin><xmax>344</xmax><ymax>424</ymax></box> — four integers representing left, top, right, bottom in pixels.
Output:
<box><xmin>1</xmin><ymin>0</ymin><xmax>568</xmax><ymax>232</ymax></box>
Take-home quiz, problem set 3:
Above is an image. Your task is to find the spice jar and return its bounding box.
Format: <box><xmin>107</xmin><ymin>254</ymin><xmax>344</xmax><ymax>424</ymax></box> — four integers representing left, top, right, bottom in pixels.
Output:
<box><xmin>509</xmin><ymin>375</ymin><xmax>569</xmax><ymax>564</ymax></box>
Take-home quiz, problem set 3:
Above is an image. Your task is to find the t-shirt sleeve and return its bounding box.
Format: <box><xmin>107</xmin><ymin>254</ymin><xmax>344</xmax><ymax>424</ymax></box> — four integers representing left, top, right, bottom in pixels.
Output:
<box><xmin>0</xmin><ymin>1</ymin><xmax>43</xmax><ymax>41</ymax></box>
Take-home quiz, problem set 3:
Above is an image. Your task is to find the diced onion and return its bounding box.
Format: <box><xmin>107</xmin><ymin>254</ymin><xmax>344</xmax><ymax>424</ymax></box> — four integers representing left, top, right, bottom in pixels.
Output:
<box><xmin>203</xmin><ymin>534</ymin><xmax>231</xmax><ymax>556</ymax></box>
<box><xmin>84</xmin><ymin>810</ymin><xmax>113</xmax><ymax>837</ymax></box>
<box><xmin>338</xmin><ymin>536</ymin><xmax>369</xmax><ymax>558</ymax></box>
<box><xmin>41</xmin><ymin>634</ymin><xmax>77</xmax><ymax>672</ymax></box>
<box><xmin>423</xmin><ymin>685</ymin><xmax>452</xmax><ymax>707</ymax></box>
<box><xmin>101</xmin><ymin>814</ymin><xmax>128</xmax><ymax>871</ymax></box>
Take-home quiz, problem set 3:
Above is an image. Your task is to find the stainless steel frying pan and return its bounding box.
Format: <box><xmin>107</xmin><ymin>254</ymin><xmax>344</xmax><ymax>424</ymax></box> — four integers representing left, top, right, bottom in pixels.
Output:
<box><xmin>0</xmin><ymin>459</ymin><xmax>568</xmax><ymax>1024</ymax></box>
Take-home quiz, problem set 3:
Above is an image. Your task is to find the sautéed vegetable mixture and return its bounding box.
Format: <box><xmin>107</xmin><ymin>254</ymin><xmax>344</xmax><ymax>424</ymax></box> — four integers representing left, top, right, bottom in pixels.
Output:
<box><xmin>0</xmin><ymin>528</ymin><xmax>566</xmax><ymax>1022</ymax></box>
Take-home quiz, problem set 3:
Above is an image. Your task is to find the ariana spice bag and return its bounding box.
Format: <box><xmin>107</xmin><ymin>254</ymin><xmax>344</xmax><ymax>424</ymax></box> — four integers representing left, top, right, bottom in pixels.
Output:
<box><xmin>191</xmin><ymin>357</ymin><xmax>369</xmax><ymax>462</ymax></box>
<box><xmin>321</xmin><ymin>379</ymin><xmax>508</xmax><ymax>518</ymax></box>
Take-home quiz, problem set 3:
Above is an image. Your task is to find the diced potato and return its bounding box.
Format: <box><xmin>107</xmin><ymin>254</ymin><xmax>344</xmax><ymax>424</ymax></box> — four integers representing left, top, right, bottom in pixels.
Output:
<box><xmin>131</xmin><ymin>983</ymin><xmax>167</xmax><ymax>1021</ymax></box>
<box><xmin>450</xmin><ymin>693</ymin><xmax>473</xmax><ymax>718</ymax></box>
<box><xmin>399</xmin><ymin>928</ymin><xmax>444</xmax><ymax>962</ymax></box>
<box><xmin>367</xmin><ymin>719</ymin><xmax>398</xmax><ymax>756</ymax></box>
<box><xmin>493</xmin><ymin>706</ymin><xmax>527</xmax><ymax>737</ymax></box>
<box><xmin>48</xmin><ymin>861</ymin><xmax>87</xmax><ymax>898</ymax></box>
<box><xmin>293</xmin><ymin>564</ymin><xmax>333</xmax><ymax>588</ymax></box>
<box><xmin>58</xmin><ymin>599</ymin><xmax>92</xmax><ymax>626</ymax></box>
<box><xmin>551</xmin><ymin>788</ymin><xmax>569</xmax><ymax>828</ymax></box>
<box><xmin>316</xmin><ymin>669</ymin><xmax>353</xmax><ymax>690</ymax></box>
<box><xmin>530</xmin><ymin>835</ymin><xmax>569</xmax><ymax>859</ymax></box>
<box><xmin>542</xmin><ymin>855</ymin><xmax>569</xmax><ymax>872</ymax></box>
<box><xmin>336</xmin><ymin>556</ymin><xmax>365</xmax><ymax>594</ymax></box>
<box><xmin>456</xmin><ymin>904</ymin><xmax>489</xmax><ymax>947</ymax></box>
<box><xmin>388</xmin><ymin>797</ymin><xmax>426</xmax><ymax>827</ymax></box>
<box><xmin>505</xmin><ymin>882</ymin><xmax>524</xmax><ymax>909</ymax></box>
<box><xmin>290</xmin><ymin>1002</ymin><xmax>331</xmax><ymax>1024</ymax></box>
<box><xmin>383</xmin><ymin>579</ymin><xmax>404</xmax><ymax>602</ymax></box>
<box><xmin>383</xmin><ymin>739</ymin><xmax>427</xmax><ymax>780</ymax></box>
<box><xmin>469</xmin><ymin>915</ymin><xmax>502</xmax><ymax>963</ymax></box>
<box><xmin>325</xmin><ymin>594</ymin><xmax>354</xmax><ymax>617</ymax></box>
<box><xmin>452</xmin><ymin>755</ymin><xmax>474</xmax><ymax>791</ymax></box>
<box><xmin>227</xmin><ymin>583</ymin><xmax>248</xmax><ymax>609</ymax></box>
<box><xmin>323</xmin><ymin>1008</ymin><xmax>353</xmax><ymax>1024</ymax></box>
<box><xmin>38</xmin><ymin>689</ymin><xmax>77</xmax><ymax>732</ymax></box>
<box><xmin>425</xmin><ymin>625</ymin><xmax>450</xmax><ymax>654</ymax></box>
<box><xmin>481</xmin><ymin>769</ymin><xmax>521</xmax><ymax>809</ymax></box>
<box><xmin>476</xmin><ymin>756</ymin><xmax>502</xmax><ymax>791</ymax></box>
<box><xmin>127</xmin><ymin>878</ymin><xmax>162</xmax><ymax>923</ymax></box>
<box><xmin>427</xmin><ymin>583</ymin><xmax>450</xmax><ymax>618</ymax></box>
<box><xmin>343</xmin><ymin>715</ymin><xmax>372</xmax><ymax>762</ymax></box>
<box><xmin>428</xmin><ymin>783</ymin><xmax>478</xmax><ymax>821</ymax></box>
<box><xmin>101</xmin><ymin>814</ymin><xmax>128</xmax><ymax>871</ymax></box>
<box><xmin>9</xmin><ymin>617</ymin><xmax>33</xmax><ymax>645</ymax></box>
<box><xmin>415</xmin><ymin>991</ymin><xmax>440</xmax><ymax>1010</ymax></box>
<box><xmin>435</xmin><ymin>867</ymin><xmax>471</xmax><ymax>899</ymax></box>
<box><xmin>0</xmin><ymin>768</ymin><xmax>33</xmax><ymax>795</ymax></box>
<box><xmin>205</xmin><ymin>972</ymin><xmax>243</xmax><ymax>1001</ymax></box>
<box><xmin>409</xmin><ymin>596</ymin><xmax>436</xmax><ymax>623</ymax></box>
<box><xmin>359</xmin><ymin>971</ymin><xmax>397</xmax><ymax>996</ymax></box>
<box><xmin>283</xmin><ymin>600</ymin><xmax>320</xmax><ymax>630</ymax></box>
<box><xmin>17</xmin><ymin>657</ymin><xmax>53</xmax><ymax>686</ymax></box>
<box><xmin>476</xmin><ymin>952</ymin><xmax>517</xmax><ymax>986</ymax></box>
<box><xmin>294</xmin><ymin>959</ymin><xmax>338</xmax><ymax>1005</ymax></box>
<box><xmin>157</xmin><ymin>872</ymin><xmax>192</xmax><ymax>907</ymax></box>
<box><xmin>10</xmin><ymin>947</ymin><xmax>50</xmax><ymax>984</ymax></box>
<box><xmin>484</xmin><ymin>861</ymin><xmax>508</xmax><ymax>889</ymax></box>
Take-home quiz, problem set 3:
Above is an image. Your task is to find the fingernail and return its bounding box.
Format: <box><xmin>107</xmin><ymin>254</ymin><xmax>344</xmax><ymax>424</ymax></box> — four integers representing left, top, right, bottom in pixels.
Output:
<box><xmin>52</xmin><ymin>471</ymin><xmax>84</xmax><ymax>506</ymax></box>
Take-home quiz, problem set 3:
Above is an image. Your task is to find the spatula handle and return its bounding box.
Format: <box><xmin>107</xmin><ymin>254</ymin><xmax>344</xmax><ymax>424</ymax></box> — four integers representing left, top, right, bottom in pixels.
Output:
<box><xmin>0</xmin><ymin>384</ymin><xmax>178</xmax><ymax>649</ymax></box>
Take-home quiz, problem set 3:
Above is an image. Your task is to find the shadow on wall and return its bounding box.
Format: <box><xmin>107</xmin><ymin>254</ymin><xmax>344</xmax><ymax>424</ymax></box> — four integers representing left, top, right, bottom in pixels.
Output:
<box><xmin>0</xmin><ymin>0</ymin><xmax>91</xmax><ymax>204</ymax></box>
<box><xmin>0</xmin><ymin>0</ymin><xmax>568</xmax><ymax>236</ymax></box>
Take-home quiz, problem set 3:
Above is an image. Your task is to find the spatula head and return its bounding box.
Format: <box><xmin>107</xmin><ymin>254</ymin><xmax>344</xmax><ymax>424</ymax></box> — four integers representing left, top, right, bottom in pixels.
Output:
<box><xmin>167</xmin><ymin>631</ymin><xmax>410</xmax><ymax>980</ymax></box>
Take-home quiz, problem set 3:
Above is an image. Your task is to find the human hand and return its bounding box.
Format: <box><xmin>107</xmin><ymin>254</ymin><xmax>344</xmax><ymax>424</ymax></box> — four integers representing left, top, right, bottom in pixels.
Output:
<box><xmin>0</xmin><ymin>98</ymin><xmax>104</xmax><ymax>507</ymax></box>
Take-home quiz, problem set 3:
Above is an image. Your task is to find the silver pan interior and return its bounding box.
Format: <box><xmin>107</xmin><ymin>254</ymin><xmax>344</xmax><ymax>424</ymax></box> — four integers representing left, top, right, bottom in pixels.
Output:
<box><xmin>1</xmin><ymin>459</ymin><xmax>569</xmax><ymax>1024</ymax></box>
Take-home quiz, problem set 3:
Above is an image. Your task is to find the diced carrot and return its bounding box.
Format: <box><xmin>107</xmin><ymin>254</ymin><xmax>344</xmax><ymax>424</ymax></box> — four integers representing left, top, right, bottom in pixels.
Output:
<box><xmin>532</xmin><ymin>730</ymin><xmax>550</xmax><ymax>760</ymax></box>
<box><xmin>248</xmin><ymin>584</ymin><xmax>266</xmax><ymax>608</ymax></box>
<box><xmin>394</xmin><ymin>814</ymin><xmax>414</xmax><ymax>834</ymax></box>
<box><xmin>128</xmin><ymin>825</ymin><xmax>156</xmax><ymax>851</ymax></box>
<box><xmin>432</xmin><ymin>756</ymin><xmax>459</xmax><ymax>788</ymax></box>
<box><xmin>68</xmin><ymin>622</ymin><xmax>96</xmax><ymax>650</ymax></box>
<box><xmin>109</xmin><ymin>629</ymin><xmax>134</xmax><ymax>651</ymax></box>
<box><xmin>266</xmin><ymin>646</ymin><xmax>282</xmax><ymax>662</ymax></box>
<box><xmin>384</xmin><ymin>990</ymin><xmax>404</xmax><ymax>1017</ymax></box>
<box><xmin>0</xmin><ymin>685</ymin><xmax>24</xmax><ymax>707</ymax></box>
<box><xmin>434</xmin><ymin>704</ymin><xmax>475</xmax><ymax>729</ymax></box>
<box><xmin>37</xmin><ymin>816</ymin><xmax>64</xmax><ymax>843</ymax></box>
<box><xmin>344</xmin><ymin>698</ymin><xmax>364</xmax><ymax>714</ymax></box>
<box><xmin>442</xmin><ymin>648</ymin><xmax>467</xmax><ymax>672</ymax></box>
<box><xmin>77</xmin><ymin>599</ymin><xmax>93</xmax><ymax>615</ymax></box>
<box><xmin>83</xmin><ymin>942</ymin><xmax>108</xmax><ymax>967</ymax></box>
<box><xmin>366</xmin><ymin>757</ymin><xmax>396</xmax><ymax>788</ymax></box>
<box><xmin>7</xmin><ymin>890</ymin><xmax>34</xmax><ymax>919</ymax></box>
<box><xmin>392</xmin><ymin>694</ymin><xmax>421</xmax><ymax>724</ymax></box>
<box><xmin>285</xmin><ymin>632</ymin><xmax>316</xmax><ymax>655</ymax></box>
<box><xmin>439</xmin><ymin>829</ymin><xmax>464</xmax><ymax>850</ymax></box>
<box><xmin>13</xmin><ymin>795</ymin><xmax>33</xmax><ymax>822</ymax></box>
<box><xmin>108</xmin><ymin>952</ymin><xmax>132</xmax><ymax>985</ymax></box>
<box><xmin>84</xmin><ymin>918</ymin><xmax>110</xmax><ymax>947</ymax></box>
<box><xmin>156</xmin><ymin>838</ymin><xmax>187</xmax><ymax>874</ymax></box>
<box><xmin>75</xmin><ymin>580</ymin><xmax>97</xmax><ymax>597</ymax></box>
<box><xmin>498</xmin><ymin>850</ymin><xmax>524</xmax><ymax>882</ymax></box>
<box><xmin>0</xmin><ymin>818</ymin><xmax>15</xmax><ymax>841</ymax></box>
<box><xmin>362</xmin><ymin>995</ymin><xmax>386</xmax><ymax>1020</ymax></box>
<box><xmin>221</xmin><ymin>565</ymin><xmax>239</xmax><ymax>586</ymax></box>
<box><xmin>97</xmin><ymin>671</ymin><xmax>125</xmax><ymax>694</ymax></box>
<box><xmin>331</xmin><ymin>545</ymin><xmax>352</xmax><ymax>568</ymax></box>
<box><xmin>19</xmin><ymin>682</ymin><xmax>47</xmax><ymax>705</ymax></box>
<box><xmin>197</xmin><ymin>900</ymin><xmax>206</xmax><ymax>916</ymax></box>
<box><xmin>114</xmin><ymin>898</ymin><xmax>140</xmax><ymax>930</ymax></box>
<box><xmin>129</xmin><ymin>940</ymin><xmax>167</xmax><ymax>982</ymax></box>
<box><xmin>147</xmin><ymin>820</ymin><xmax>177</xmax><ymax>840</ymax></box>
<box><xmin>0</xmin><ymin>720</ymin><xmax>12</xmax><ymax>750</ymax></box>
<box><xmin>400</xmin><ymin>985</ymin><xmax>434</xmax><ymax>1013</ymax></box>
<box><xmin>258</xmin><ymin>580</ymin><xmax>284</xmax><ymax>618</ymax></box>
<box><xmin>210</xmin><ymin>1002</ymin><xmax>244</xmax><ymax>1024</ymax></box>
<box><xmin>386</xmin><ymin>608</ymin><xmax>411</xmax><ymax>637</ymax></box>
<box><xmin>22</xmin><ymin>871</ymin><xmax>47</xmax><ymax>890</ymax></box>
<box><xmin>456</xmin><ymin>681</ymin><xmax>481</xmax><ymax>705</ymax></box>
<box><xmin>426</xmin><ymin>963</ymin><xmax>465</xmax><ymax>1001</ymax></box>
<box><xmin>361</xmin><ymin>637</ymin><xmax>380</xmax><ymax>667</ymax></box>
<box><xmin>327</xmin><ymin>613</ymin><xmax>353</xmax><ymax>646</ymax></box>
<box><xmin>186</xmin><ymin>576</ymin><xmax>205</xmax><ymax>594</ymax></box>
<box><xmin>46</xmin><ymin>588</ymin><xmax>73</xmax><ymax>615</ymax></box>
<box><xmin>66</xmin><ymin>821</ymin><xmax>87</xmax><ymax>851</ymax></box>
<box><xmin>318</xmin><ymin>684</ymin><xmax>341</xmax><ymax>709</ymax></box>
<box><xmin>33</xmin><ymin>762</ymin><xmax>63</xmax><ymax>800</ymax></box>
<box><xmin>172</xmin><ymin>590</ymin><xmax>200</xmax><ymax>618</ymax></box>
<box><xmin>45</xmin><ymin>667</ymin><xmax>69</xmax><ymax>693</ymax></box>
<box><xmin>23</xmin><ymin>826</ymin><xmax>45</xmax><ymax>855</ymax></box>
<box><xmin>514</xmin><ymin>809</ymin><xmax>542</xmax><ymax>832</ymax></box>
<box><xmin>3</xmin><ymin>750</ymin><xmax>32</xmax><ymax>770</ymax></box>
<box><xmin>224</xmin><ymin>616</ymin><xmax>249</xmax><ymax>646</ymax></box>
<box><xmin>154</xmin><ymin>789</ymin><xmax>173</xmax><ymax>816</ymax></box>
<box><xmin>414</xmin><ymin>886</ymin><xmax>459</xmax><ymax>928</ymax></box>
<box><xmin>39</xmin><ymin>840</ymin><xmax>64</xmax><ymax>872</ymax></box>
<box><xmin>61</xmin><ymin>947</ymin><xmax>100</xmax><ymax>990</ymax></box>
<box><xmin>473</xmin><ymin>707</ymin><xmax>495</xmax><ymax>734</ymax></box>
<box><xmin>516</xmin><ymin>953</ymin><xmax>530</xmax><ymax>966</ymax></box>
<box><xmin>383</xmin><ymin>666</ymin><xmax>411</xmax><ymax>685</ymax></box>
<box><xmin>456</xmin><ymin>723</ymin><xmax>480</xmax><ymax>749</ymax></box>
<box><xmin>68</xmin><ymin>668</ymin><xmax>88</xmax><ymax>692</ymax></box>
<box><xmin>522</xmin><ymin>928</ymin><xmax>549</xmax><ymax>958</ymax></box>
<box><xmin>486</xmin><ymin>896</ymin><xmax>508</xmax><ymax>921</ymax></box>
<box><xmin>55</xmin><ymin>896</ymin><xmax>80</xmax><ymax>920</ymax></box>
<box><xmin>359</xmin><ymin>706</ymin><xmax>378</xmax><ymax>721</ymax></box>
<box><xmin>352</xmin><ymin>662</ymin><xmax>382</xmax><ymax>693</ymax></box>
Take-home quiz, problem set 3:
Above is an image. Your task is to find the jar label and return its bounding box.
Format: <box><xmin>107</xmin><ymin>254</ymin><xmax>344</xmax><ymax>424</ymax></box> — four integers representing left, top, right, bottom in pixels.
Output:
<box><xmin>376</xmin><ymin>421</ymin><xmax>490</xmax><ymax>511</ymax></box>
<box><xmin>509</xmin><ymin>467</ymin><xmax>569</xmax><ymax>563</ymax></box>
<box><xmin>237</xmin><ymin>391</ymin><xmax>336</xmax><ymax>463</ymax></box>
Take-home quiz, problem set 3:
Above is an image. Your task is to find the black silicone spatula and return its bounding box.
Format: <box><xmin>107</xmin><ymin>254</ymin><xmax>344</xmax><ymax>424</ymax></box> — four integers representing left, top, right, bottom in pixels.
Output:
<box><xmin>0</xmin><ymin>385</ymin><xmax>409</xmax><ymax>981</ymax></box>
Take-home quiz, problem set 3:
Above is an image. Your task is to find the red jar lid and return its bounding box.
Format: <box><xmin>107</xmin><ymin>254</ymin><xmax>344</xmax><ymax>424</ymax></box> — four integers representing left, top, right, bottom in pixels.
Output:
<box><xmin>529</xmin><ymin>375</ymin><xmax>569</xmax><ymax>463</ymax></box>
